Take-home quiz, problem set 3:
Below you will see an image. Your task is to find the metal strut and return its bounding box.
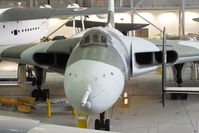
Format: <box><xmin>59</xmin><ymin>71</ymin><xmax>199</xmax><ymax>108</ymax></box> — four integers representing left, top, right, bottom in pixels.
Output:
<box><xmin>162</xmin><ymin>27</ymin><xmax>166</xmax><ymax>108</ymax></box>
<box><xmin>41</xmin><ymin>17</ymin><xmax>75</xmax><ymax>42</ymax></box>
<box><xmin>174</xmin><ymin>64</ymin><xmax>184</xmax><ymax>87</ymax></box>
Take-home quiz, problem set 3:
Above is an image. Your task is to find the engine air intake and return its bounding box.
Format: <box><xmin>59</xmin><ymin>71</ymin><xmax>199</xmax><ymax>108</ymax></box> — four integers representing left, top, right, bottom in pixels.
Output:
<box><xmin>135</xmin><ymin>50</ymin><xmax>178</xmax><ymax>66</ymax></box>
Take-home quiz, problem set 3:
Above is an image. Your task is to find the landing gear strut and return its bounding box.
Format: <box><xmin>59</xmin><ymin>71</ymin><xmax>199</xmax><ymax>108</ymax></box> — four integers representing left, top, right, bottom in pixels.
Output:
<box><xmin>95</xmin><ymin>112</ymin><xmax>110</xmax><ymax>131</ymax></box>
<box><xmin>171</xmin><ymin>64</ymin><xmax>188</xmax><ymax>100</ymax></box>
<box><xmin>31</xmin><ymin>66</ymin><xmax>49</xmax><ymax>101</ymax></box>
<box><xmin>26</xmin><ymin>66</ymin><xmax>36</xmax><ymax>85</ymax></box>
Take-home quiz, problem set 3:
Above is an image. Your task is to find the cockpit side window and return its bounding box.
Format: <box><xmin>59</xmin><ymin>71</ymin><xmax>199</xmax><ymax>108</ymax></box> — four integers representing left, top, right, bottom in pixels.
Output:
<box><xmin>84</xmin><ymin>36</ymin><xmax>90</xmax><ymax>44</ymax></box>
<box><xmin>93</xmin><ymin>34</ymin><xmax>99</xmax><ymax>43</ymax></box>
<box><xmin>79</xmin><ymin>30</ymin><xmax>111</xmax><ymax>47</ymax></box>
<box><xmin>101</xmin><ymin>35</ymin><xmax>107</xmax><ymax>43</ymax></box>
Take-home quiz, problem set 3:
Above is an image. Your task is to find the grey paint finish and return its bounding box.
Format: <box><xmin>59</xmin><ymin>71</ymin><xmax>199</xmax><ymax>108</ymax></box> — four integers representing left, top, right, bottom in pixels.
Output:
<box><xmin>47</xmin><ymin>37</ymin><xmax>81</xmax><ymax>54</ymax></box>
<box><xmin>0</xmin><ymin>38</ymin><xmax>81</xmax><ymax>74</ymax></box>
<box><xmin>67</xmin><ymin>45</ymin><xmax>126</xmax><ymax>76</ymax></box>
<box><xmin>145</xmin><ymin>38</ymin><xmax>199</xmax><ymax>58</ymax></box>
<box><xmin>1</xmin><ymin>44</ymin><xmax>35</xmax><ymax>59</ymax></box>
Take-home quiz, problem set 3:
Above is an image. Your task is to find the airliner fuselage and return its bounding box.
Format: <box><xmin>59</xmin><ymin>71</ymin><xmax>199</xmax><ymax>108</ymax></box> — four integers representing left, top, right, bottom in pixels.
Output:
<box><xmin>0</xmin><ymin>19</ymin><xmax>49</xmax><ymax>45</ymax></box>
<box><xmin>0</xmin><ymin>7</ymin><xmax>49</xmax><ymax>45</ymax></box>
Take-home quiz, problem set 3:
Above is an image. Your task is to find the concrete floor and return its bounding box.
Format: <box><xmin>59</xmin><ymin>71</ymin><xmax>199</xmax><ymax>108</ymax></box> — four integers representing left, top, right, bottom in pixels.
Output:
<box><xmin>0</xmin><ymin>61</ymin><xmax>199</xmax><ymax>133</ymax></box>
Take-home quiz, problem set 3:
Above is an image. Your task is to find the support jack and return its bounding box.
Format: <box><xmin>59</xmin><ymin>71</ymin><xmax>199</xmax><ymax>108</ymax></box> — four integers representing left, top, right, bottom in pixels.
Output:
<box><xmin>171</xmin><ymin>64</ymin><xmax>188</xmax><ymax>100</ymax></box>
<box><xmin>162</xmin><ymin>28</ymin><xmax>198</xmax><ymax>107</ymax></box>
<box><xmin>26</xmin><ymin>66</ymin><xmax>36</xmax><ymax>86</ymax></box>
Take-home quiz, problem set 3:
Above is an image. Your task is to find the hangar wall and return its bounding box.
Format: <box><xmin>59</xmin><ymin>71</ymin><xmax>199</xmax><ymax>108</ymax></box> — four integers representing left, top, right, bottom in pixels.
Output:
<box><xmin>134</xmin><ymin>9</ymin><xmax>199</xmax><ymax>38</ymax></box>
<box><xmin>84</xmin><ymin>9</ymin><xmax>199</xmax><ymax>38</ymax></box>
<box><xmin>48</xmin><ymin>10</ymin><xmax>199</xmax><ymax>39</ymax></box>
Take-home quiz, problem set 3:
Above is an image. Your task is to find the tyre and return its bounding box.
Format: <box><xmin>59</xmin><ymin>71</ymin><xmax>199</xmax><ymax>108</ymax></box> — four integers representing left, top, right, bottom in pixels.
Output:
<box><xmin>180</xmin><ymin>94</ymin><xmax>188</xmax><ymax>100</ymax></box>
<box><xmin>32</xmin><ymin>89</ymin><xmax>39</xmax><ymax>101</ymax></box>
<box><xmin>105</xmin><ymin>119</ymin><xmax>110</xmax><ymax>131</ymax></box>
<box><xmin>31</xmin><ymin>89</ymin><xmax>36</xmax><ymax>97</ymax></box>
<box><xmin>31</xmin><ymin>78</ymin><xmax>36</xmax><ymax>86</ymax></box>
<box><xmin>95</xmin><ymin>119</ymin><xmax>100</xmax><ymax>130</ymax></box>
<box><xmin>171</xmin><ymin>93</ymin><xmax>177</xmax><ymax>100</ymax></box>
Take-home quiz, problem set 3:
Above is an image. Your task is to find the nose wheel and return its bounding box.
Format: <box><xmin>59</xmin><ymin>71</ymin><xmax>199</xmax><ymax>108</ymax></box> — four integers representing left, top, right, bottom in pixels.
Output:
<box><xmin>95</xmin><ymin>112</ymin><xmax>110</xmax><ymax>131</ymax></box>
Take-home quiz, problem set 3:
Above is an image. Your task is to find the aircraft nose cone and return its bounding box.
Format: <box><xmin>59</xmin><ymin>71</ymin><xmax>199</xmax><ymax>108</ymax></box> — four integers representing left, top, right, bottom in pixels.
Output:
<box><xmin>64</xmin><ymin>60</ymin><xmax>125</xmax><ymax>114</ymax></box>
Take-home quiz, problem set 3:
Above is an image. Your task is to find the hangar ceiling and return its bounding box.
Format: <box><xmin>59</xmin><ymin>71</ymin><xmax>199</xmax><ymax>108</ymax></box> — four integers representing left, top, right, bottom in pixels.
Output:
<box><xmin>1</xmin><ymin>0</ymin><xmax>199</xmax><ymax>8</ymax></box>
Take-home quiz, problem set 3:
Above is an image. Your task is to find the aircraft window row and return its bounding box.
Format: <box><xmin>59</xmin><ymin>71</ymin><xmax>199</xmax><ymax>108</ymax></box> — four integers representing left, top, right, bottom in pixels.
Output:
<box><xmin>11</xmin><ymin>27</ymin><xmax>40</xmax><ymax>35</ymax></box>
<box><xmin>80</xmin><ymin>34</ymin><xmax>108</xmax><ymax>47</ymax></box>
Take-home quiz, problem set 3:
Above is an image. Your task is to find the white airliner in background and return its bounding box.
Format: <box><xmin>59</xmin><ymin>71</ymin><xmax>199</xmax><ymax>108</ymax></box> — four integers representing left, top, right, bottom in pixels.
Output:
<box><xmin>0</xmin><ymin>4</ymin><xmax>77</xmax><ymax>45</ymax></box>
<box><xmin>0</xmin><ymin>18</ymin><xmax>49</xmax><ymax>45</ymax></box>
<box><xmin>0</xmin><ymin>4</ymin><xmax>131</xmax><ymax>45</ymax></box>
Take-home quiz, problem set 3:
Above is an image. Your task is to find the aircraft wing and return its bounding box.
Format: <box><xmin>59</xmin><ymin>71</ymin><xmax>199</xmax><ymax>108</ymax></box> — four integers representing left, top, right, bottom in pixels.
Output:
<box><xmin>1</xmin><ymin>35</ymin><xmax>199</xmax><ymax>76</ymax></box>
<box><xmin>145</xmin><ymin>38</ymin><xmax>199</xmax><ymax>64</ymax></box>
<box><xmin>65</xmin><ymin>20</ymin><xmax>149</xmax><ymax>32</ymax></box>
<box><xmin>123</xmin><ymin>37</ymin><xmax>199</xmax><ymax>76</ymax></box>
<box><xmin>0</xmin><ymin>115</ymin><xmax>119</xmax><ymax>133</ymax></box>
<box><xmin>193</xmin><ymin>17</ymin><xmax>199</xmax><ymax>22</ymax></box>
<box><xmin>0</xmin><ymin>37</ymin><xmax>81</xmax><ymax>74</ymax></box>
<box><xmin>0</xmin><ymin>7</ymin><xmax>131</xmax><ymax>22</ymax></box>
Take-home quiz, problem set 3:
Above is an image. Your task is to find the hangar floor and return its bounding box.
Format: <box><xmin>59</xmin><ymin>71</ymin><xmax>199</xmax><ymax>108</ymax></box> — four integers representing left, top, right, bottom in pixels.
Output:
<box><xmin>0</xmin><ymin>61</ymin><xmax>199</xmax><ymax>133</ymax></box>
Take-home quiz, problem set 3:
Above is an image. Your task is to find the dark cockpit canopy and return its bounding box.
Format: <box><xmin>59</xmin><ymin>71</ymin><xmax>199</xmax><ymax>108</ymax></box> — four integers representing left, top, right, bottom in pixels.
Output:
<box><xmin>80</xmin><ymin>28</ymin><xmax>112</xmax><ymax>47</ymax></box>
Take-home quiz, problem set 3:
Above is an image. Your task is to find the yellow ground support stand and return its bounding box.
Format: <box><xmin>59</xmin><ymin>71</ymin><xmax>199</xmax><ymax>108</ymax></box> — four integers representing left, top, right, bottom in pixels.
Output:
<box><xmin>72</xmin><ymin>108</ymin><xmax>77</xmax><ymax>115</ymax></box>
<box><xmin>46</xmin><ymin>98</ymin><xmax>77</xmax><ymax>117</ymax></box>
<box><xmin>78</xmin><ymin>114</ymin><xmax>88</xmax><ymax>128</ymax></box>
<box><xmin>46</xmin><ymin>98</ymin><xmax>51</xmax><ymax>117</ymax></box>
<box><xmin>156</xmin><ymin>68</ymin><xmax>162</xmax><ymax>74</ymax></box>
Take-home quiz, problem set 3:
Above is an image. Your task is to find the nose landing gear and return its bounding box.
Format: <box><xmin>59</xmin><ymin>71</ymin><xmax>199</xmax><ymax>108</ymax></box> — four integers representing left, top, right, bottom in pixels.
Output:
<box><xmin>95</xmin><ymin>112</ymin><xmax>110</xmax><ymax>131</ymax></box>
